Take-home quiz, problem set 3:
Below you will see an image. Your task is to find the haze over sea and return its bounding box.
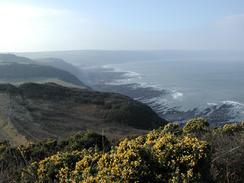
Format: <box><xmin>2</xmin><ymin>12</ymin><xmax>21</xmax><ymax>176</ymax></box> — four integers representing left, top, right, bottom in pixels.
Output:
<box><xmin>20</xmin><ymin>50</ymin><xmax>244</xmax><ymax>123</ymax></box>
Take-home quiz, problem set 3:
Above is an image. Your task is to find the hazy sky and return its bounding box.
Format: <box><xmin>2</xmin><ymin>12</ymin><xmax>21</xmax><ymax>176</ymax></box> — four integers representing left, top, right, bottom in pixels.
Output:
<box><xmin>0</xmin><ymin>0</ymin><xmax>244</xmax><ymax>52</ymax></box>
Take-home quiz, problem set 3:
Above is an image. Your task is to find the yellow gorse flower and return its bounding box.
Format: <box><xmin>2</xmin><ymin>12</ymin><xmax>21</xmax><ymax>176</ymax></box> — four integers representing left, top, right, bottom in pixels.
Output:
<box><xmin>21</xmin><ymin>128</ymin><xmax>210</xmax><ymax>183</ymax></box>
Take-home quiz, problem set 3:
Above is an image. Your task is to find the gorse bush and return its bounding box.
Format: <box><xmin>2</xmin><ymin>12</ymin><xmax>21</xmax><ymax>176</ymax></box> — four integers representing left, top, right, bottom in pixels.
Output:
<box><xmin>21</xmin><ymin>151</ymin><xmax>84</xmax><ymax>182</ymax></box>
<box><xmin>210</xmin><ymin>122</ymin><xmax>244</xmax><ymax>183</ymax></box>
<box><xmin>0</xmin><ymin>118</ymin><xmax>243</xmax><ymax>182</ymax></box>
<box><xmin>0</xmin><ymin>131</ymin><xmax>110</xmax><ymax>182</ymax></box>
<box><xmin>183</xmin><ymin>117</ymin><xmax>209</xmax><ymax>135</ymax></box>
<box><xmin>96</xmin><ymin>138</ymin><xmax>159</xmax><ymax>182</ymax></box>
<box><xmin>162</xmin><ymin>123</ymin><xmax>182</xmax><ymax>135</ymax></box>
<box><xmin>63</xmin><ymin>131</ymin><xmax>110</xmax><ymax>151</ymax></box>
<box><xmin>21</xmin><ymin>128</ymin><xmax>211</xmax><ymax>182</ymax></box>
<box><xmin>222</xmin><ymin>122</ymin><xmax>244</xmax><ymax>135</ymax></box>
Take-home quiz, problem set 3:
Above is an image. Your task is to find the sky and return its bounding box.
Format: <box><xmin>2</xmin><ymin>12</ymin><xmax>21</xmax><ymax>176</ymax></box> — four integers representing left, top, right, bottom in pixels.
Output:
<box><xmin>0</xmin><ymin>0</ymin><xmax>244</xmax><ymax>52</ymax></box>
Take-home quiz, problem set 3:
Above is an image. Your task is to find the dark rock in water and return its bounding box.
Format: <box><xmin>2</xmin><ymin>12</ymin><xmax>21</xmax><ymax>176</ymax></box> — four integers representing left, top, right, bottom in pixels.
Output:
<box><xmin>95</xmin><ymin>83</ymin><xmax>238</xmax><ymax>123</ymax></box>
<box><xmin>93</xmin><ymin>83</ymin><xmax>167</xmax><ymax>100</ymax></box>
<box><xmin>200</xmin><ymin>104</ymin><xmax>236</xmax><ymax>123</ymax></box>
<box><xmin>0</xmin><ymin>83</ymin><xmax>166</xmax><ymax>145</ymax></box>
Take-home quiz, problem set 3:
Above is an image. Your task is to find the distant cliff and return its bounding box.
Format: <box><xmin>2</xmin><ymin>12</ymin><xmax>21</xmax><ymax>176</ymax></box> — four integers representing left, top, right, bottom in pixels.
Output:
<box><xmin>0</xmin><ymin>54</ymin><xmax>87</xmax><ymax>88</ymax></box>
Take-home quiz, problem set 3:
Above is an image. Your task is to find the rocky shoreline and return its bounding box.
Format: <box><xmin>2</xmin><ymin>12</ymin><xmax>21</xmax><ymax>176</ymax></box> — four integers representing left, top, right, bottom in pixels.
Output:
<box><xmin>83</xmin><ymin>66</ymin><xmax>240</xmax><ymax>124</ymax></box>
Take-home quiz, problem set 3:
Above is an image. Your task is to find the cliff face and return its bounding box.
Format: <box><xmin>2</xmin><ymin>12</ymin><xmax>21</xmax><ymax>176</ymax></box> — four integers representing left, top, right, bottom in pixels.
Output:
<box><xmin>0</xmin><ymin>83</ymin><xmax>166</xmax><ymax>144</ymax></box>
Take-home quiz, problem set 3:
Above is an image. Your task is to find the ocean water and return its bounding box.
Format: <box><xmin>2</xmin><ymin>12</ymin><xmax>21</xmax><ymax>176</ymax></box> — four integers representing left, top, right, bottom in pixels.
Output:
<box><xmin>102</xmin><ymin>59</ymin><xmax>244</xmax><ymax>122</ymax></box>
<box><xmin>20</xmin><ymin>50</ymin><xmax>244</xmax><ymax>122</ymax></box>
<box><xmin>104</xmin><ymin>60</ymin><xmax>244</xmax><ymax>106</ymax></box>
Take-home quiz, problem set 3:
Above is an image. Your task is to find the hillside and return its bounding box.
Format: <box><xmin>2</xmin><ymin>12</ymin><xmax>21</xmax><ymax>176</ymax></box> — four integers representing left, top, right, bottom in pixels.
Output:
<box><xmin>0</xmin><ymin>53</ymin><xmax>32</xmax><ymax>64</ymax></box>
<box><xmin>0</xmin><ymin>83</ymin><xmax>165</xmax><ymax>145</ymax></box>
<box><xmin>35</xmin><ymin>57</ymin><xmax>83</xmax><ymax>78</ymax></box>
<box><xmin>0</xmin><ymin>54</ymin><xmax>87</xmax><ymax>88</ymax></box>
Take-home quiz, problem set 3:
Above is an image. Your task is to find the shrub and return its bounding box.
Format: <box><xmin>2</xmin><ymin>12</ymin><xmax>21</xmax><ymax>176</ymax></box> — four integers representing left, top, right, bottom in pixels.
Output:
<box><xmin>67</xmin><ymin>150</ymin><xmax>102</xmax><ymax>182</ymax></box>
<box><xmin>145</xmin><ymin>130</ymin><xmax>211</xmax><ymax>182</ymax></box>
<box><xmin>63</xmin><ymin>131</ymin><xmax>110</xmax><ymax>152</ymax></box>
<box><xmin>210</xmin><ymin>126</ymin><xmax>244</xmax><ymax>183</ymax></box>
<box><xmin>21</xmin><ymin>130</ymin><xmax>211</xmax><ymax>182</ymax></box>
<box><xmin>183</xmin><ymin>117</ymin><xmax>209</xmax><ymax>135</ymax></box>
<box><xmin>162</xmin><ymin>123</ymin><xmax>182</xmax><ymax>135</ymax></box>
<box><xmin>222</xmin><ymin>123</ymin><xmax>244</xmax><ymax>135</ymax></box>
<box><xmin>0</xmin><ymin>131</ymin><xmax>110</xmax><ymax>182</ymax></box>
<box><xmin>21</xmin><ymin>151</ymin><xmax>84</xmax><ymax>183</ymax></box>
<box><xmin>96</xmin><ymin>138</ymin><xmax>158</xmax><ymax>182</ymax></box>
<box><xmin>7</xmin><ymin>118</ymin><xmax>244</xmax><ymax>182</ymax></box>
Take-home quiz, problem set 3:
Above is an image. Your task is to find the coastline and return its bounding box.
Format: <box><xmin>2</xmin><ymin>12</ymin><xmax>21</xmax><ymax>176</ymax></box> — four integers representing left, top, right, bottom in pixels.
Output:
<box><xmin>80</xmin><ymin>65</ymin><xmax>243</xmax><ymax>124</ymax></box>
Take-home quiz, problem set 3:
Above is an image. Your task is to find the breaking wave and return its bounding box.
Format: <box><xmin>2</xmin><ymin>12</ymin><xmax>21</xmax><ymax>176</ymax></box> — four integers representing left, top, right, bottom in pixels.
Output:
<box><xmin>100</xmin><ymin>64</ymin><xmax>244</xmax><ymax>122</ymax></box>
<box><xmin>171</xmin><ymin>91</ymin><xmax>184</xmax><ymax>100</ymax></box>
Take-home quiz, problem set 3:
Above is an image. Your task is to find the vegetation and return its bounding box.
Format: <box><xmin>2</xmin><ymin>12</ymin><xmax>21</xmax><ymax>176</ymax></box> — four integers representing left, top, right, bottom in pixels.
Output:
<box><xmin>0</xmin><ymin>83</ymin><xmax>165</xmax><ymax>140</ymax></box>
<box><xmin>183</xmin><ymin>117</ymin><xmax>209</xmax><ymax>135</ymax></box>
<box><xmin>0</xmin><ymin>118</ymin><xmax>243</xmax><ymax>182</ymax></box>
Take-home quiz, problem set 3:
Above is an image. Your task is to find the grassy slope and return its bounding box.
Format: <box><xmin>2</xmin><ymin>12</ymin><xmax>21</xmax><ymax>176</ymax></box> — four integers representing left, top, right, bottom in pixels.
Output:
<box><xmin>0</xmin><ymin>83</ymin><xmax>165</xmax><ymax>145</ymax></box>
